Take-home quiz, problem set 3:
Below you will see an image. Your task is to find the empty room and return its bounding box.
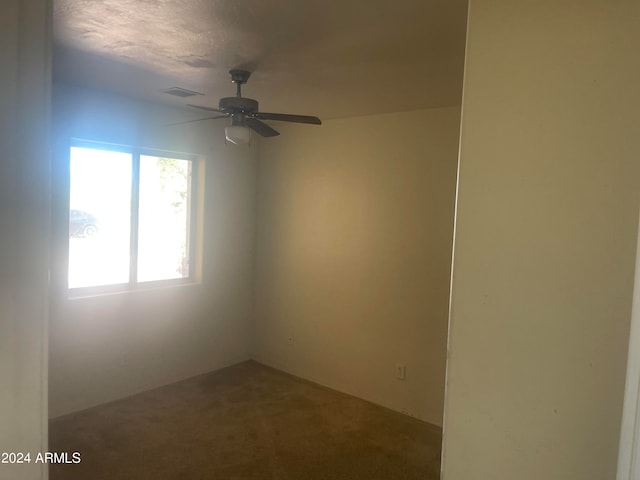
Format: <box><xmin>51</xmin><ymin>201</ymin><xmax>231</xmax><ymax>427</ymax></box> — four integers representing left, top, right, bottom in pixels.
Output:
<box><xmin>45</xmin><ymin>1</ymin><xmax>466</xmax><ymax>478</ymax></box>
<box><xmin>3</xmin><ymin>1</ymin><xmax>639</xmax><ymax>480</ymax></box>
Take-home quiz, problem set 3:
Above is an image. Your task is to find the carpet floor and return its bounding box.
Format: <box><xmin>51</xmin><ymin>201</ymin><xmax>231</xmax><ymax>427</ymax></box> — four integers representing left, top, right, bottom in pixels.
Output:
<box><xmin>49</xmin><ymin>361</ymin><xmax>442</xmax><ymax>479</ymax></box>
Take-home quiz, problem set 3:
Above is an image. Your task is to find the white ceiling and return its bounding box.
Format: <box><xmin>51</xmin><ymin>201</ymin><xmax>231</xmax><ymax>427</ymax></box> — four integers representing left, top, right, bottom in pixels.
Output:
<box><xmin>53</xmin><ymin>0</ymin><xmax>468</xmax><ymax>120</ymax></box>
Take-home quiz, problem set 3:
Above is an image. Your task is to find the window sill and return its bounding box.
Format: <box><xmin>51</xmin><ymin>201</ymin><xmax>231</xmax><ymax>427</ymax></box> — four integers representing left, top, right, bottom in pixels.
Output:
<box><xmin>67</xmin><ymin>278</ymin><xmax>201</xmax><ymax>300</ymax></box>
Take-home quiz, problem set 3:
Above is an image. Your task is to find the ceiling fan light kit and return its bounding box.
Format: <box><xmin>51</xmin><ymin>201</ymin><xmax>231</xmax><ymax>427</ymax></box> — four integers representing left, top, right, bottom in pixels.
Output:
<box><xmin>180</xmin><ymin>69</ymin><xmax>321</xmax><ymax>145</ymax></box>
<box><xmin>225</xmin><ymin>125</ymin><xmax>251</xmax><ymax>145</ymax></box>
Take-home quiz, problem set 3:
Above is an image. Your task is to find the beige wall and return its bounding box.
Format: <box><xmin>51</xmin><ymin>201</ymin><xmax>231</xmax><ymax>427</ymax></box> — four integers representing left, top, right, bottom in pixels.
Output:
<box><xmin>0</xmin><ymin>0</ymin><xmax>51</xmax><ymax>478</ymax></box>
<box><xmin>442</xmin><ymin>1</ymin><xmax>640</xmax><ymax>478</ymax></box>
<box><xmin>253</xmin><ymin>107</ymin><xmax>460</xmax><ymax>426</ymax></box>
<box><xmin>49</xmin><ymin>84</ymin><xmax>257</xmax><ymax>417</ymax></box>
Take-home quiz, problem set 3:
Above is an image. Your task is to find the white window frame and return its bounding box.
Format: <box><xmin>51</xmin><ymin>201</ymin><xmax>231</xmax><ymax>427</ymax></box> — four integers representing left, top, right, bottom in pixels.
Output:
<box><xmin>67</xmin><ymin>139</ymin><xmax>200</xmax><ymax>296</ymax></box>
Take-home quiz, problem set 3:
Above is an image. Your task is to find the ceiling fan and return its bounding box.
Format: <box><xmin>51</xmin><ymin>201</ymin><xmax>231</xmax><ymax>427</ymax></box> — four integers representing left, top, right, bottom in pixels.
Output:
<box><xmin>180</xmin><ymin>69</ymin><xmax>322</xmax><ymax>144</ymax></box>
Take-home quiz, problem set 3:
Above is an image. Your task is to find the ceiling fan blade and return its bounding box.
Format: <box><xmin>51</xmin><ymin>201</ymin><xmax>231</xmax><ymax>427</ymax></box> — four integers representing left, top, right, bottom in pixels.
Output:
<box><xmin>246</xmin><ymin>117</ymin><xmax>280</xmax><ymax>137</ymax></box>
<box><xmin>187</xmin><ymin>104</ymin><xmax>224</xmax><ymax>113</ymax></box>
<box><xmin>253</xmin><ymin>112</ymin><xmax>321</xmax><ymax>125</ymax></box>
<box><xmin>166</xmin><ymin>115</ymin><xmax>229</xmax><ymax>126</ymax></box>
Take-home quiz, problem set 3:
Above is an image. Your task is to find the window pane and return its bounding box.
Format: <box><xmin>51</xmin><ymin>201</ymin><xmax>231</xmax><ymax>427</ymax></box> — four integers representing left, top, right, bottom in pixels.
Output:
<box><xmin>137</xmin><ymin>155</ymin><xmax>191</xmax><ymax>282</ymax></box>
<box><xmin>69</xmin><ymin>147</ymin><xmax>132</xmax><ymax>288</ymax></box>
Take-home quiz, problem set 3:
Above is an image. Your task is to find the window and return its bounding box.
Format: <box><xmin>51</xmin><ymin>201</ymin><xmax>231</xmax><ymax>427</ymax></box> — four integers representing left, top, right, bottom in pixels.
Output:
<box><xmin>68</xmin><ymin>140</ymin><xmax>198</xmax><ymax>291</ymax></box>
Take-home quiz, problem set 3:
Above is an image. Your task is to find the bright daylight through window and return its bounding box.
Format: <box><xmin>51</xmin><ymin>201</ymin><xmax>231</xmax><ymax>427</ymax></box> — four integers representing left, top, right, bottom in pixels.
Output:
<box><xmin>68</xmin><ymin>142</ymin><xmax>196</xmax><ymax>290</ymax></box>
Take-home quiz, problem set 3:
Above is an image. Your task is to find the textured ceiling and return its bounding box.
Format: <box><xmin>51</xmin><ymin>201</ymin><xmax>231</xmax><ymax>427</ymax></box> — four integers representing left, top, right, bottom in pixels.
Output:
<box><xmin>53</xmin><ymin>0</ymin><xmax>468</xmax><ymax>120</ymax></box>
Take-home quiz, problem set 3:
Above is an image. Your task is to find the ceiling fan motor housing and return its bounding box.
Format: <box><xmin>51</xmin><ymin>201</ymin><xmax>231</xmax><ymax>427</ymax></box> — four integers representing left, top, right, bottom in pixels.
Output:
<box><xmin>219</xmin><ymin>96</ymin><xmax>259</xmax><ymax>114</ymax></box>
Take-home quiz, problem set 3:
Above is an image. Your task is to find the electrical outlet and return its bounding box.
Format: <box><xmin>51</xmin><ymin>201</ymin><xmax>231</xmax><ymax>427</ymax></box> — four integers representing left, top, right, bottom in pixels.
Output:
<box><xmin>395</xmin><ymin>364</ymin><xmax>406</xmax><ymax>380</ymax></box>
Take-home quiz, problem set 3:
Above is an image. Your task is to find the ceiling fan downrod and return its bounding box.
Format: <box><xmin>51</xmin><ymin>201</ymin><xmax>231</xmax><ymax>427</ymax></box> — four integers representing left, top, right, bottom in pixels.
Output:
<box><xmin>229</xmin><ymin>69</ymin><xmax>250</xmax><ymax>97</ymax></box>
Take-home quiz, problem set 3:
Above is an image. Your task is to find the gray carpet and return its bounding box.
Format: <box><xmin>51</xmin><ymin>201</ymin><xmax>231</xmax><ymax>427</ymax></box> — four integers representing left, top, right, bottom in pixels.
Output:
<box><xmin>49</xmin><ymin>361</ymin><xmax>442</xmax><ymax>479</ymax></box>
